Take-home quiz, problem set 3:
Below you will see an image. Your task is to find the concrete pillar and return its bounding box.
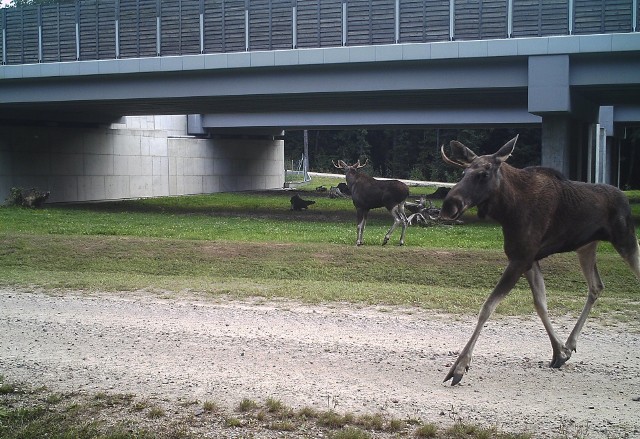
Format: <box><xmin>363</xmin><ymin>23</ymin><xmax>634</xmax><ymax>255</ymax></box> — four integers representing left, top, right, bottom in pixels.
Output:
<box><xmin>540</xmin><ymin>115</ymin><xmax>572</xmax><ymax>177</ymax></box>
<box><xmin>0</xmin><ymin>116</ymin><xmax>284</xmax><ymax>203</ymax></box>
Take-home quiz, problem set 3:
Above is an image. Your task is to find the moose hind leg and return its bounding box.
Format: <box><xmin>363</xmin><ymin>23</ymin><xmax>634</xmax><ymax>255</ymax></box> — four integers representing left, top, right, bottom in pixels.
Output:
<box><xmin>525</xmin><ymin>262</ymin><xmax>571</xmax><ymax>368</ymax></box>
<box><xmin>383</xmin><ymin>204</ymin><xmax>406</xmax><ymax>245</ymax></box>
<box><xmin>564</xmin><ymin>242</ymin><xmax>604</xmax><ymax>355</ymax></box>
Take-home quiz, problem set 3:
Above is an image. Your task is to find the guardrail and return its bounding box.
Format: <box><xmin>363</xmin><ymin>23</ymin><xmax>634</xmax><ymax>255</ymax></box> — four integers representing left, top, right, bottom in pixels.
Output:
<box><xmin>1</xmin><ymin>0</ymin><xmax>638</xmax><ymax>65</ymax></box>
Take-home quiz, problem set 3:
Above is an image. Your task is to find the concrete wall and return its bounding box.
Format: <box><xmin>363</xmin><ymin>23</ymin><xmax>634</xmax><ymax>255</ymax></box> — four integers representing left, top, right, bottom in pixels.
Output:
<box><xmin>0</xmin><ymin>116</ymin><xmax>284</xmax><ymax>203</ymax></box>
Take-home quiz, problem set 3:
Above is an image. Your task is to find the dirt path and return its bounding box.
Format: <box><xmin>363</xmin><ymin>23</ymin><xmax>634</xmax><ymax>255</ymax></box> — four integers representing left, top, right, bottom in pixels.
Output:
<box><xmin>1</xmin><ymin>288</ymin><xmax>639</xmax><ymax>438</ymax></box>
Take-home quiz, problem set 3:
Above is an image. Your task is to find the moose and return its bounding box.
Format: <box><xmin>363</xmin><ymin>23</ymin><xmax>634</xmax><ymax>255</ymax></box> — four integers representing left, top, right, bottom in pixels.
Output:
<box><xmin>440</xmin><ymin>135</ymin><xmax>640</xmax><ymax>385</ymax></box>
<box><xmin>333</xmin><ymin>159</ymin><xmax>409</xmax><ymax>246</ymax></box>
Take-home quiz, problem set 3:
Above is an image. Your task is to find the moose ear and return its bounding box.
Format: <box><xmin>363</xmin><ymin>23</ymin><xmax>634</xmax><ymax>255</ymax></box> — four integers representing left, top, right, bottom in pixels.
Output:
<box><xmin>441</xmin><ymin>141</ymin><xmax>477</xmax><ymax>168</ymax></box>
<box><xmin>494</xmin><ymin>135</ymin><xmax>519</xmax><ymax>163</ymax></box>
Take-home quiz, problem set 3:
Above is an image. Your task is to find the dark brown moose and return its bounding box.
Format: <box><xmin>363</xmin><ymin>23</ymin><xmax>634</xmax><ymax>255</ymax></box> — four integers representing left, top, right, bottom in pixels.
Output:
<box><xmin>333</xmin><ymin>159</ymin><xmax>409</xmax><ymax>246</ymax></box>
<box><xmin>440</xmin><ymin>135</ymin><xmax>640</xmax><ymax>385</ymax></box>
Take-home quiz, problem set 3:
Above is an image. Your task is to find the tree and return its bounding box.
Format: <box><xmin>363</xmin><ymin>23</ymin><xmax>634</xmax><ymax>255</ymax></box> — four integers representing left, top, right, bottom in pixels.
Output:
<box><xmin>284</xmin><ymin>127</ymin><xmax>542</xmax><ymax>182</ymax></box>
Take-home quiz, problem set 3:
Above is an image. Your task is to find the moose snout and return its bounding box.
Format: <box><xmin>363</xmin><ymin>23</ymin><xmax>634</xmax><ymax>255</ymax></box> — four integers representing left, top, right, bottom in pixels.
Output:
<box><xmin>440</xmin><ymin>196</ymin><xmax>464</xmax><ymax>221</ymax></box>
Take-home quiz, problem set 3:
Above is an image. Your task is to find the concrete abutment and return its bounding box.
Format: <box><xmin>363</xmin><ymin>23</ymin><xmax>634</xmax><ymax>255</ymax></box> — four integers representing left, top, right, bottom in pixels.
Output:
<box><xmin>0</xmin><ymin>116</ymin><xmax>284</xmax><ymax>203</ymax></box>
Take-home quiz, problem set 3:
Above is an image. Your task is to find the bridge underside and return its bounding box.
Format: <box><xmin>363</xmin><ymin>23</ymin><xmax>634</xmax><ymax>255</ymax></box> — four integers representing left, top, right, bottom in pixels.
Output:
<box><xmin>2</xmin><ymin>36</ymin><xmax>640</xmax><ymax>187</ymax></box>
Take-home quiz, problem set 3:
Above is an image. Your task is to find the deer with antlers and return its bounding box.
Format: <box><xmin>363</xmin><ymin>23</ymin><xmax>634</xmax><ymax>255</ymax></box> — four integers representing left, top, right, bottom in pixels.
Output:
<box><xmin>439</xmin><ymin>135</ymin><xmax>640</xmax><ymax>385</ymax></box>
<box><xmin>333</xmin><ymin>159</ymin><xmax>409</xmax><ymax>246</ymax></box>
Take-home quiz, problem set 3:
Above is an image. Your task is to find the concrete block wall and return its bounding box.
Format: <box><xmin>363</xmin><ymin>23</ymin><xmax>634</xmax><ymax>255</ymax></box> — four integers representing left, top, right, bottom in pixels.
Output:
<box><xmin>0</xmin><ymin>116</ymin><xmax>284</xmax><ymax>203</ymax></box>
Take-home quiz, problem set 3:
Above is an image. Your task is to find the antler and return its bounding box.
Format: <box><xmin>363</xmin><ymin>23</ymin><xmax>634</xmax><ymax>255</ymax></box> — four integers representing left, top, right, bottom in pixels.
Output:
<box><xmin>332</xmin><ymin>160</ymin><xmax>345</xmax><ymax>169</ymax></box>
<box><xmin>440</xmin><ymin>144</ymin><xmax>470</xmax><ymax>169</ymax></box>
<box><xmin>355</xmin><ymin>158</ymin><xmax>369</xmax><ymax>169</ymax></box>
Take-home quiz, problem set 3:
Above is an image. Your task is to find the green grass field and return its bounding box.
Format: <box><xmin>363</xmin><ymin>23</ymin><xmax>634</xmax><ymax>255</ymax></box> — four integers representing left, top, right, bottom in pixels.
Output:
<box><xmin>1</xmin><ymin>178</ymin><xmax>638</xmax><ymax>320</ymax></box>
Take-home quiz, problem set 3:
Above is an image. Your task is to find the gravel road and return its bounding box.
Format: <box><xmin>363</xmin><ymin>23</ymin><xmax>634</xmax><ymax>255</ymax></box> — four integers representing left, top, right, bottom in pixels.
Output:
<box><xmin>1</xmin><ymin>288</ymin><xmax>639</xmax><ymax>438</ymax></box>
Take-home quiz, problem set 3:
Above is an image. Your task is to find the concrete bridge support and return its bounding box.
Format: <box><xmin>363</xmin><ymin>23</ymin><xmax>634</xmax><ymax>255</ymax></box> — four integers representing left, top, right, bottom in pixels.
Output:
<box><xmin>528</xmin><ymin>55</ymin><xmax>607</xmax><ymax>183</ymax></box>
<box><xmin>0</xmin><ymin>116</ymin><xmax>284</xmax><ymax>204</ymax></box>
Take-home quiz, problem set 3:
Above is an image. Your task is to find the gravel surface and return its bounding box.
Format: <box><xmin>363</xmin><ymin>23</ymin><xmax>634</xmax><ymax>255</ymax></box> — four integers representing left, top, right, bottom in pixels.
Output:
<box><xmin>1</xmin><ymin>288</ymin><xmax>639</xmax><ymax>438</ymax></box>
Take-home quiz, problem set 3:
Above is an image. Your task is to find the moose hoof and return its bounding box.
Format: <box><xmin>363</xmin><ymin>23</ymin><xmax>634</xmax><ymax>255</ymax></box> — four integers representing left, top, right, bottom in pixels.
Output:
<box><xmin>444</xmin><ymin>358</ymin><xmax>470</xmax><ymax>386</ymax></box>
<box><xmin>550</xmin><ymin>347</ymin><xmax>572</xmax><ymax>368</ymax></box>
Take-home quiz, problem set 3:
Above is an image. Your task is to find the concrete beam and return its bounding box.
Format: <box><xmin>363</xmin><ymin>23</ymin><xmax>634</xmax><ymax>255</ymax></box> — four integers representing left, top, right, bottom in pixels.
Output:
<box><xmin>528</xmin><ymin>55</ymin><xmax>571</xmax><ymax>115</ymax></box>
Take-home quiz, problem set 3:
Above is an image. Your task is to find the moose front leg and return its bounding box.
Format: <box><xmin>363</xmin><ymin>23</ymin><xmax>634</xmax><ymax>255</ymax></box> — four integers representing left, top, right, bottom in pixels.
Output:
<box><xmin>445</xmin><ymin>261</ymin><xmax>524</xmax><ymax>385</ymax></box>
<box><xmin>356</xmin><ymin>208</ymin><xmax>368</xmax><ymax>246</ymax></box>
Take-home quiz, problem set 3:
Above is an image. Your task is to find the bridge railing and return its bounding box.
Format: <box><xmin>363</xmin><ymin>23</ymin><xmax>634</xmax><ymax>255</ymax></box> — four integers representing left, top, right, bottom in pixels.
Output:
<box><xmin>1</xmin><ymin>0</ymin><xmax>638</xmax><ymax>65</ymax></box>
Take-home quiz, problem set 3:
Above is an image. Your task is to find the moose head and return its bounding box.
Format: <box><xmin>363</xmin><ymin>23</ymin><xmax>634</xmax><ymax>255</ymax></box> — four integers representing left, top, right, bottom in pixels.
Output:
<box><xmin>440</xmin><ymin>135</ymin><xmax>518</xmax><ymax>221</ymax></box>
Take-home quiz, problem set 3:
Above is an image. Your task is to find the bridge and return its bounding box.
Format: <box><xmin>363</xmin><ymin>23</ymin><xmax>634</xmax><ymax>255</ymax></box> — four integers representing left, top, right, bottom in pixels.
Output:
<box><xmin>1</xmin><ymin>0</ymin><xmax>640</xmax><ymax>202</ymax></box>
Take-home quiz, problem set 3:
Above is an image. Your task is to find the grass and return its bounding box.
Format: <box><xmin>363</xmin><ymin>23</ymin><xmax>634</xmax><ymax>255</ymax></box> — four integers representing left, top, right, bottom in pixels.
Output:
<box><xmin>0</xmin><ymin>378</ymin><xmax>536</xmax><ymax>438</ymax></box>
<box><xmin>0</xmin><ymin>187</ymin><xmax>638</xmax><ymax>320</ymax></box>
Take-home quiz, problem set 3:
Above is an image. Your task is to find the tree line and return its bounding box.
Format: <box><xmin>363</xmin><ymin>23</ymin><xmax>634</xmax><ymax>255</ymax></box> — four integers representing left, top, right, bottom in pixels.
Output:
<box><xmin>284</xmin><ymin>128</ymin><xmax>542</xmax><ymax>182</ymax></box>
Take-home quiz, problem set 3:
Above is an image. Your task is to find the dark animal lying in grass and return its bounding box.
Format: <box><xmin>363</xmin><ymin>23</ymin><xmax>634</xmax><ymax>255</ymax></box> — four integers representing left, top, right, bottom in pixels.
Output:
<box><xmin>290</xmin><ymin>194</ymin><xmax>316</xmax><ymax>211</ymax></box>
<box><xmin>439</xmin><ymin>135</ymin><xmax>640</xmax><ymax>385</ymax></box>
<box><xmin>7</xmin><ymin>187</ymin><xmax>50</xmax><ymax>208</ymax></box>
<box><xmin>337</xmin><ymin>182</ymin><xmax>351</xmax><ymax>196</ymax></box>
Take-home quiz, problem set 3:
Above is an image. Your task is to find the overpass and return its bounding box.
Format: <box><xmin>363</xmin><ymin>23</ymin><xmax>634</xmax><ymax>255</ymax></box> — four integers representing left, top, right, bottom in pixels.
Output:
<box><xmin>1</xmin><ymin>0</ymin><xmax>640</xmax><ymax>201</ymax></box>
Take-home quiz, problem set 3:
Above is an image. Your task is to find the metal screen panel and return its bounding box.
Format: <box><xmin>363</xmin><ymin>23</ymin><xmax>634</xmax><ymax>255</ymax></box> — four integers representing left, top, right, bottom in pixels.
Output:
<box><xmin>139</xmin><ymin>0</ymin><xmax>159</xmax><ymax>56</ymax></box>
<box><xmin>118</xmin><ymin>0</ymin><xmax>159</xmax><ymax>58</ymax></box>
<box><xmin>59</xmin><ymin>3</ymin><xmax>78</xmax><ymax>61</ymax></box>
<box><xmin>347</xmin><ymin>0</ymin><xmax>396</xmax><ymax>46</ymax></box>
<box><xmin>371</xmin><ymin>0</ymin><xmax>396</xmax><ymax>44</ymax></box>
<box><xmin>512</xmin><ymin>0</ymin><xmax>569</xmax><ymax>37</ymax></box>
<box><xmin>454</xmin><ymin>0</ymin><xmax>507</xmax><ymax>40</ymax></box>
<box><xmin>271</xmin><ymin>0</ymin><xmax>293</xmax><ymax>49</ymax></box>
<box><xmin>0</xmin><ymin>8</ymin><xmax>5</xmax><ymax>64</ymax></box>
<box><xmin>603</xmin><ymin>0</ymin><xmax>632</xmax><ymax>32</ymax></box>
<box><xmin>249</xmin><ymin>0</ymin><xmax>271</xmax><ymax>49</ymax></box>
<box><xmin>22</xmin><ymin>6</ymin><xmax>39</xmax><ymax>63</ymax></box>
<box><xmin>98</xmin><ymin>0</ymin><xmax>116</xmax><ymax>59</ymax></box>
<box><xmin>574</xmin><ymin>0</ymin><xmax>632</xmax><ymax>34</ymax></box>
<box><xmin>41</xmin><ymin>5</ymin><xmax>60</xmax><ymax>62</ymax></box>
<box><xmin>203</xmin><ymin>0</ymin><xmax>224</xmax><ymax>52</ymax></box>
<box><xmin>160</xmin><ymin>0</ymin><xmax>181</xmax><ymax>55</ymax></box>
<box><xmin>454</xmin><ymin>0</ymin><xmax>480</xmax><ymax>39</ymax></box>
<box><xmin>119</xmin><ymin>0</ymin><xmax>140</xmax><ymax>58</ymax></box>
<box><xmin>223</xmin><ymin>0</ymin><xmax>246</xmax><ymax>52</ymax></box>
<box><xmin>79</xmin><ymin>0</ymin><xmax>98</xmax><ymax>60</ymax></box>
<box><xmin>308</xmin><ymin>0</ymin><xmax>342</xmax><ymax>47</ymax></box>
<box><xmin>4</xmin><ymin>7</ymin><xmax>41</xmax><ymax>64</ymax></box>
<box><xmin>478</xmin><ymin>0</ymin><xmax>506</xmax><ymax>38</ymax></box>
<box><xmin>296</xmin><ymin>0</ymin><xmax>320</xmax><ymax>48</ymax></box>
<box><xmin>181</xmin><ymin>0</ymin><xmax>201</xmax><ymax>54</ymax></box>
<box><xmin>574</xmin><ymin>0</ymin><xmax>604</xmax><ymax>33</ymax></box>
<box><xmin>399</xmin><ymin>0</ymin><xmax>449</xmax><ymax>42</ymax></box>
<box><xmin>249</xmin><ymin>0</ymin><xmax>292</xmax><ymax>50</ymax></box>
<box><xmin>0</xmin><ymin>9</ymin><xmax>4</xmax><ymax>64</ymax></box>
<box><xmin>4</xmin><ymin>8</ymin><xmax>25</xmax><ymax>64</ymax></box>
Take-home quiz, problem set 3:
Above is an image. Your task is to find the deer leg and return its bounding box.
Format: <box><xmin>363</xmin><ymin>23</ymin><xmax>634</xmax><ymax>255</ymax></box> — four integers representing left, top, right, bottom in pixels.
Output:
<box><xmin>356</xmin><ymin>209</ymin><xmax>367</xmax><ymax>246</ymax></box>
<box><xmin>524</xmin><ymin>262</ymin><xmax>570</xmax><ymax>368</ymax></box>
<box><xmin>444</xmin><ymin>261</ymin><xmax>525</xmax><ymax>385</ymax></box>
